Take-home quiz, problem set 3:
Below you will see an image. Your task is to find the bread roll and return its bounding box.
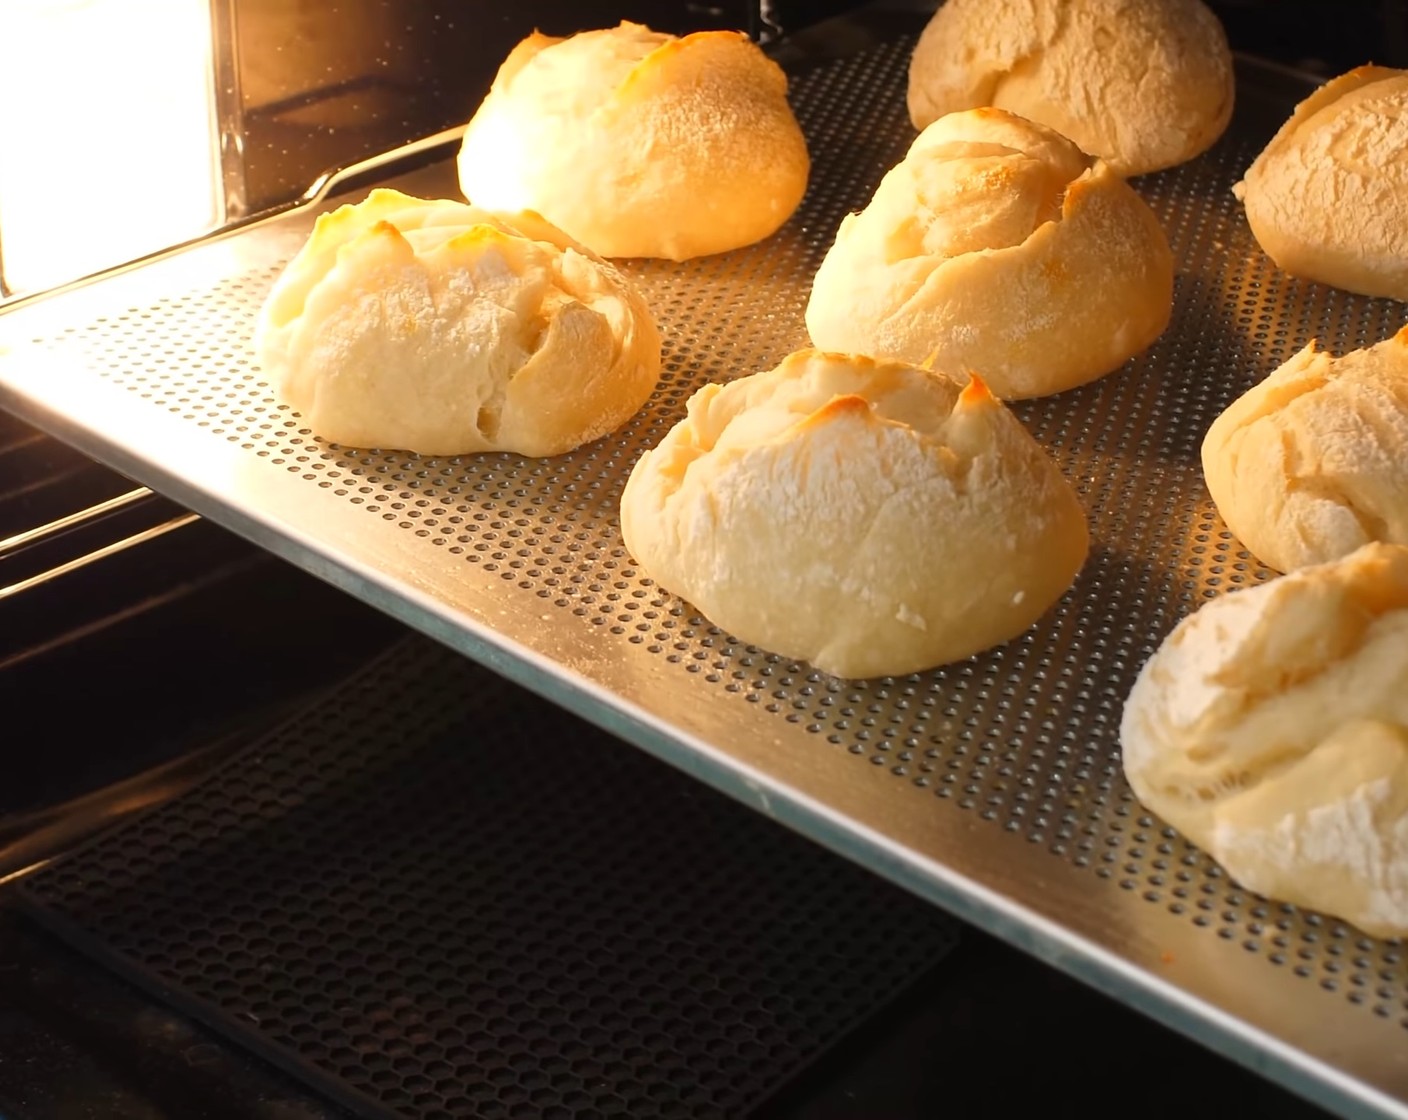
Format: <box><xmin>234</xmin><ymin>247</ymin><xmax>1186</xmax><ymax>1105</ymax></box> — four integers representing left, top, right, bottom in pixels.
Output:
<box><xmin>907</xmin><ymin>0</ymin><xmax>1233</xmax><ymax>177</ymax></box>
<box><xmin>255</xmin><ymin>188</ymin><xmax>660</xmax><ymax>457</ymax></box>
<box><xmin>1233</xmin><ymin>66</ymin><xmax>1408</xmax><ymax>302</ymax></box>
<box><xmin>619</xmin><ymin>349</ymin><xmax>1089</xmax><ymax>679</ymax></box>
<box><xmin>1121</xmin><ymin>543</ymin><xmax>1408</xmax><ymax>938</ymax></box>
<box><xmin>456</xmin><ymin>21</ymin><xmax>809</xmax><ymax>261</ymax></box>
<box><xmin>1203</xmin><ymin>327</ymin><xmax>1408</xmax><ymax>573</ymax></box>
<box><xmin>804</xmin><ymin>109</ymin><xmax>1173</xmax><ymax>400</ymax></box>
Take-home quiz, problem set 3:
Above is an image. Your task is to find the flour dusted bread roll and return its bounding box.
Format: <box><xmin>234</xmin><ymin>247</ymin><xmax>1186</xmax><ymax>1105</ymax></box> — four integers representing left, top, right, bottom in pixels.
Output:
<box><xmin>619</xmin><ymin>349</ymin><xmax>1089</xmax><ymax>679</ymax></box>
<box><xmin>1234</xmin><ymin>66</ymin><xmax>1408</xmax><ymax>301</ymax></box>
<box><xmin>907</xmin><ymin>0</ymin><xmax>1233</xmax><ymax>177</ymax></box>
<box><xmin>1121</xmin><ymin>543</ymin><xmax>1408</xmax><ymax>937</ymax></box>
<box><xmin>805</xmin><ymin>109</ymin><xmax>1173</xmax><ymax>399</ymax></box>
<box><xmin>254</xmin><ymin>189</ymin><xmax>660</xmax><ymax>457</ymax></box>
<box><xmin>456</xmin><ymin>22</ymin><xmax>809</xmax><ymax>261</ymax></box>
<box><xmin>1203</xmin><ymin>327</ymin><xmax>1408</xmax><ymax>573</ymax></box>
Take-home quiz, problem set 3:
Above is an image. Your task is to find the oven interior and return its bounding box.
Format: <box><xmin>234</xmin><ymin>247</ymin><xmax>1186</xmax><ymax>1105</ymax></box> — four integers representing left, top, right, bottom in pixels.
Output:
<box><xmin>2</xmin><ymin>2</ymin><xmax>1407</xmax><ymax>1117</ymax></box>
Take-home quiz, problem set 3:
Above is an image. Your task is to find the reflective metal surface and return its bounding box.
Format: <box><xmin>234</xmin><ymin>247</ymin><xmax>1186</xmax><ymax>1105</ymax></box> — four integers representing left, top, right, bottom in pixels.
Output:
<box><xmin>3</xmin><ymin>36</ymin><xmax>1407</xmax><ymax>1119</ymax></box>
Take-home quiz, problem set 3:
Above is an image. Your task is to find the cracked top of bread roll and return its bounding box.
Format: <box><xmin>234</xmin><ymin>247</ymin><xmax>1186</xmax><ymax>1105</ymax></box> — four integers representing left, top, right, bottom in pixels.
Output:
<box><xmin>907</xmin><ymin>0</ymin><xmax>1234</xmax><ymax>177</ymax></box>
<box><xmin>804</xmin><ymin>108</ymin><xmax>1173</xmax><ymax>400</ymax></box>
<box><xmin>255</xmin><ymin>188</ymin><xmax>660</xmax><ymax>457</ymax></box>
<box><xmin>457</xmin><ymin>21</ymin><xmax>809</xmax><ymax>261</ymax></box>
<box><xmin>1121</xmin><ymin>543</ymin><xmax>1408</xmax><ymax>937</ymax></box>
<box><xmin>1202</xmin><ymin>327</ymin><xmax>1408</xmax><ymax>573</ymax></box>
<box><xmin>1233</xmin><ymin>66</ymin><xmax>1408</xmax><ymax>302</ymax></box>
<box><xmin>618</xmin><ymin>349</ymin><xmax>1089</xmax><ymax>679</ymax></box>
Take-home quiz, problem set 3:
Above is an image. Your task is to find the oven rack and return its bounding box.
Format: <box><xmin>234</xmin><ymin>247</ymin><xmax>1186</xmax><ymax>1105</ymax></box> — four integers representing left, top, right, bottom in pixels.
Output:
<box><xmin>3</xmin><ymin>21</ymin><xmax>1407</xmax><ymax>1119</ymax></box>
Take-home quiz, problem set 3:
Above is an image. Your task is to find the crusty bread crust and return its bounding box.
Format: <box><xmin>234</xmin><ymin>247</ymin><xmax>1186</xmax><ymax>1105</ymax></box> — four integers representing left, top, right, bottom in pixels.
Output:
<box><xmin>619</xmin><ymin>349</ymin><xmax>1089</xmax><ymax>679</ymax></box>
<box><xmin>907</xmin><ymin>0</ymin><xmax>1233</xmax><ymax>177</ymax></box>
<box><xmin>1234</xmin><ymin>66</ymin><xmax>1408</xmax><ymax>301</ymax></box>
<box><xmin>805</xmin><ymin>108</ymin><xmax>1173</xmax><ymax>400</ymax></box>
<box><xmin>1202</xmin><ymin>326</ymin><xmax>1408</xmax><ymax>572</ymax></box>
<box><xmin>255</xmin><ymin>189</ymin><xmax>660</xmax><ymax>457</ymax></box>
<box><xmin>457</xmin><ymin>21</ymin><xmax>809</xmax><ymax>261</ymax></box>
<box><xmin>1121</xmin><ymin>543</ymin><xmax>1408</xmax><ymax>938</ymax></box>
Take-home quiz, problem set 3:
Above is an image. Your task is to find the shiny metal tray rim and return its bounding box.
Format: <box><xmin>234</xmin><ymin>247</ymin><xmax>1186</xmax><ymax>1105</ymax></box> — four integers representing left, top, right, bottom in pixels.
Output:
<box><xmin>2</xmin><ymin>34</ymin><xmax>1404</xmax><ymax>1120</ymax></box>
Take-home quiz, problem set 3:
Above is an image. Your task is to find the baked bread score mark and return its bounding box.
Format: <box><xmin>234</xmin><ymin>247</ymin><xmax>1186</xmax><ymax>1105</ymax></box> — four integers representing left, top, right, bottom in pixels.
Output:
<box><xmin>254</xmin><ymin>188</ymin><xmax>661</xmax><ymax>457</ymax></box>
<box><xmin>1120</xmin><ymin>543</ymin><xmax>1408</xmax><ymax>938</ymax></box>
<box><xmin>805</xmin><ymin>108</ymin><xmax>1173</xmax><ymax>400</ymax></box>
<box><xmin>618</xmin><ymin>349</ymin><xmax>1089</xmax><ymax>680</ymax></box>
<box><xmin>1234</xmin><ymin>65</ymin><xmax>1408</xmax><ymax>302</ymax></box>
<box><xmin>457</xmin><ymin>21</ymin><xmax>810</xmax><ymax>262</ymax></box>
<box><xmin>1202</xmin><ymin>325</ymin><xmax>1408</xmax><ymax>573</ymax></box>
<box><xmin>906</xmin><ymin>0</ymin><xmax>1234</xmax><ymax>177</ymax></box>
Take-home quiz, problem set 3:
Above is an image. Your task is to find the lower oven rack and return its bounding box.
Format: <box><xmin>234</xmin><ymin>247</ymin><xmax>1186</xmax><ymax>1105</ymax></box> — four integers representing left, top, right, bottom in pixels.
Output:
<box><xmin>14</xmin><ymin>633</ymin><xmax>961</xmax><ymax>1120</ymax></box>
<box><xmin>3</xmin><ymin>22</ymin><xmax>1407</xmax><ymax>1118</ymax></box>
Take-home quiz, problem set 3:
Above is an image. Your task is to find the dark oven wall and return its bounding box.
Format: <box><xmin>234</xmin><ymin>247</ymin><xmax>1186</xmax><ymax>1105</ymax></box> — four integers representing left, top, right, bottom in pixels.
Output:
<box><xmin>225</xmin><ymin>0</ymin><xmax>1405</xmax><ymax>222</ymax></box>
<box><xmin>1212</xmin><ymin>0</ymin><xmax>1408</xmax><ymax>75</ymax></box>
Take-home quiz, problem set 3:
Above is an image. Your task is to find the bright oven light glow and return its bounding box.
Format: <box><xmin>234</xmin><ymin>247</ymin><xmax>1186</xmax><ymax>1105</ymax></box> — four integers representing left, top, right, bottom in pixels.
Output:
<box><xmin>0</xmin><ymin>0</ymin><xmax>221</xmax><ymax>294</ymax></box>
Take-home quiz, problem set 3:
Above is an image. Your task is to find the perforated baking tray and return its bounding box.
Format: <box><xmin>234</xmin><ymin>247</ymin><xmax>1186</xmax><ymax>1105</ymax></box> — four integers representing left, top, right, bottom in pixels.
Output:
<box><xmin>3</xmin><ymin>27</ymin><xmax>1407</xmax><ymax>1120</ymax></box>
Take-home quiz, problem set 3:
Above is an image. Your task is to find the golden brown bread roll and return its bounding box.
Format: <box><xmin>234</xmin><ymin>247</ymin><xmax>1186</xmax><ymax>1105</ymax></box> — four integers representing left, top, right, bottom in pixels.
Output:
<box><xmin>805</xmin><ymin>109</ymin><xmax>1173</xmax><ymax>400</ymax></box>
<box><xmin>1121</xmin><ymin>543</ymin><xmax>1408</xmax><ymax>938</ymax></box>
<box><xmin>1233</xmin><ymin>66</ymin><xmax>1408</xmax><ymax>302</ymax></box>
<box><xmin>457</xmin><ymin>21</ymin><xmax>810</xmax><ymax>261</ymax></box>
<box><xmin>1202</xmin><ymin>327</ymin><xmax>1408</xmax><ymax>573</ymax></box>
<box><xmin>618</xmin><ymin>349</ymin><xmax>1089</xmax><ymax>679</ymax></box>
<box><xmin>907</xmin><ymin>0</ymin><xmax>1234</xmax><ymax>177</ymax></box>
<box><xmin>255</xmin><ymin>189</ymin><xmax>660</xmax><ymax>457</ymax></box>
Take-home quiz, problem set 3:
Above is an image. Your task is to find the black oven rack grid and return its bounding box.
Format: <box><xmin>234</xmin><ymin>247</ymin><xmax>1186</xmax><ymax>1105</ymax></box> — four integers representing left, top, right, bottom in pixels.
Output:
<box><xmin>16</xmin><ymin>634</ymin><xmax>958</xmax><ymax>1120</ymax></box>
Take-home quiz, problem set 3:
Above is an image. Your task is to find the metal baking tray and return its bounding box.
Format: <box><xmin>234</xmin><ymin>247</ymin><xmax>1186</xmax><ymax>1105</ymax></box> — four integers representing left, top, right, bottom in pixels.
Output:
<box><xmin>3</xmin><ymin>21</ymin><xmax>1407</xmax><ymax>1119</ymax></box>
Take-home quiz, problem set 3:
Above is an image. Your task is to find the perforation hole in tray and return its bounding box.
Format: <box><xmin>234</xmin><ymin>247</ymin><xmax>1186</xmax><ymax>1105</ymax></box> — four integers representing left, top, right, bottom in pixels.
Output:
<box><xmin>30</xmin><ymin>36</ymin><xmax>1408</xmax><ymax>1019</ymax></box>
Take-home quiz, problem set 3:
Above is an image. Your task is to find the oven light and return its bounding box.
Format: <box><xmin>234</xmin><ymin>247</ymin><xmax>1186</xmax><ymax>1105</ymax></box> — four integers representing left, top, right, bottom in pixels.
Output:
<box><xmin>0</xmin><ymin>0</ymin><xmax>221</xmax><ymax>295</ymax></box>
